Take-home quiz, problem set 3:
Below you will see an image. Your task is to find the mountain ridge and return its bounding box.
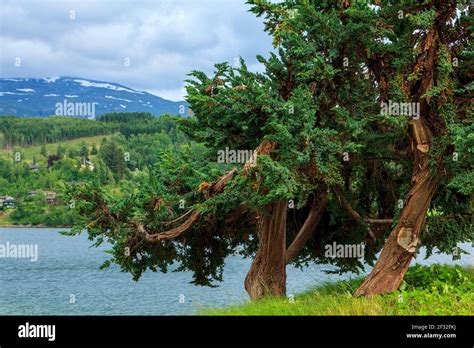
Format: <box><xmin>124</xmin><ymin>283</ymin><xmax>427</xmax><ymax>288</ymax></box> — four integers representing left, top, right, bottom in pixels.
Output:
<box><xmin>0</xmin><ymin>76</ymin><xmax>188</xmax><ymax>118</ymax></box>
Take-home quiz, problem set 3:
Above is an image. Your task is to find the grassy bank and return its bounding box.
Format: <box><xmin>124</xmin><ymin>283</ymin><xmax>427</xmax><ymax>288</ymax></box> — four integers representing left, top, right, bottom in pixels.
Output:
<box><xmin>0</xmin><ymin>211</ymin><xmax>12</xmax><ymax>226</ymax></box>
<box><xmin>203</xmin><ymin>264</ymin><xmax>474</xmax><ymax>316</ymax></box>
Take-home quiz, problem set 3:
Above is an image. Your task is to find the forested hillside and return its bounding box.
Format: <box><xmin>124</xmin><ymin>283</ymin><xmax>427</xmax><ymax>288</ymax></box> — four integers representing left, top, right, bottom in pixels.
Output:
<box><xmin>0</xmin><ymin>113</ymin><xmax>204</xmax><ymax>226</ymax></box>
<box><xmin>0</xmin><ymin>113</ymin><xmax>180</xmax><ymax>148</ymax></box>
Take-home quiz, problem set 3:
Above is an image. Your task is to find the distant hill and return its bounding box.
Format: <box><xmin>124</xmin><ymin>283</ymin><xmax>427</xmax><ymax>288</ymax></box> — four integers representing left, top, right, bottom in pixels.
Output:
<box><xmin>0</xmin><ymin>77</ymin><xmax>188</xmax><ymax>118</ymax></box>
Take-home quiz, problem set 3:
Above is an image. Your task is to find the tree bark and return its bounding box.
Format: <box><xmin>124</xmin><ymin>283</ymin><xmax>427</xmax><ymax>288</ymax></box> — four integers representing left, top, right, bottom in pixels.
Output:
<box><xmin>285</xmin><ymin>191</ymin><xmax>328</xmax><ymax>264</ymax></box>
<box><xmin>355</xmin><ymin>119</ymin><xmax>438</xmax><ymax>296</ymax></box>
<box><xmin>244</xmin><ymin>200</ymin><xmax>288</xmax><ymax>300</ymax></box>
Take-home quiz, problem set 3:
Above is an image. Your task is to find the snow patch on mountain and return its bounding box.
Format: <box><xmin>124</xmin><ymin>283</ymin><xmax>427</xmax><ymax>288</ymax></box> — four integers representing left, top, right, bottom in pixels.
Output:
<box><xmin>0</xmin><ymin>92</ymin><xmax>25</xmax><ymax>96</ymax></box>
<box><xmin>73</xmin><ymin>79</ymin><xmax>144</xmax><ymax>94</ymax></box>
<box><xmin>105</xmin><ymin>95</ymin><xmax>132</xmax><ymax>103</ymax></box>
<box><xmin>17</xmin><ymin>88</ymin><xmax>35</xmax><ymax>92</ymax></box>
<box><xmin>43</xmin><ymin>77</ymin><xmax>60</xmax><ymax>83</ymax></box>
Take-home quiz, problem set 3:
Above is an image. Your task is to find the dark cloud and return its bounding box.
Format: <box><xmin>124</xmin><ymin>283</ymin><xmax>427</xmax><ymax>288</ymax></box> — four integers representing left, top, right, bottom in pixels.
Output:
<box><xmin>0</xmin><ymin>0</ymin><xmax>273</xmax><ymax>100</ymax></box>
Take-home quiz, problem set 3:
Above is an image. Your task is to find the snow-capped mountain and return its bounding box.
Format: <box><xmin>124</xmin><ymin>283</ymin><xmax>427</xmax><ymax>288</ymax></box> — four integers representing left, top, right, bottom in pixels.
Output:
<box><xmin>0</xmin><ymin>77</ymin><xmax>187</xmax><ymax>118</ymax></box>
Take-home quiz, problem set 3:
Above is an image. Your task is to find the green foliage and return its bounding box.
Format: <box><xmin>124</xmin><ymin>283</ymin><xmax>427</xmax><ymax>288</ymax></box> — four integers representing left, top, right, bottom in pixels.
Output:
<box><xmin>63</xmin><ymin>139</ymin><xmax>230</xmax><ymax>285</ymax></box>
<box><xmin>91</xmin><ymin>143</ymin><xmax>98</xmax><ymax>155</ymax></box>
<box><xmin>98</xmin><ymin>140</ymin><xmax>127</xmax><ymax>180</ymax></box>
<box><xmin>0</xmin><ymin>116</ymin><xmax>112</xmax><ymax>147</ymax></box>
<box><xmin>63</xmin><ymin>0</ymin><xmax>472</xmax><ymax>288</ymax></box>
<box><xmin>0</xmin><ymin>113</ymin><xmax>181</xmax><ymax>148</ymax></box>
<box><xmin>402</xmin><ymin>264</ymin><xmax>472</xmax><ymax>293</ymax></box>
<box><xmin>79</xmin><ymin>143</ymin><xmax>89</xmax><ymax>159</ymax></box>
<box><xmin>9</xmin><ymin>199</ymin><xmax>79</xmax><ymax>227</ymax></box>
<box><xmin>40</xmin><ymin>145</ymin><xmax>47</xmax><ymax>157</ymax></box>
<box><xmin>0</xmin><ymin>114</ymin><xmax>192</xmax><ymax>227</ymax></box>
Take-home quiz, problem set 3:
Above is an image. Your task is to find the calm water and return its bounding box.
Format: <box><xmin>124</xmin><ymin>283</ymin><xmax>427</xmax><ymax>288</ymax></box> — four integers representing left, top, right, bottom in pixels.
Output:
<box><xmin>0</xmin><ymin>228</ymin><xmax>472</xmax><ymax>315</ymax></box>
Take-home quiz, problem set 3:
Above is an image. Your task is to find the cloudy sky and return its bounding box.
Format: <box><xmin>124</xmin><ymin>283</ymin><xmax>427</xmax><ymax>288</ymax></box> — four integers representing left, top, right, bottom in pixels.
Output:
<box><xmin>0</xmin><ymin>0</ymin><xmax>274</xmax><ymax>101</ymax></box>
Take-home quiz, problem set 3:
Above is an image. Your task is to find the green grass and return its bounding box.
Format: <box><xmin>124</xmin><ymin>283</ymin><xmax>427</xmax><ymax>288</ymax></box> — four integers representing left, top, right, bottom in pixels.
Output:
<box><xmin>0</xmin><ymin>135</ymin><xmax>112</xmax><ymax>161</ymax></box>
<box><xmin>202</xmin><ymin>264</ymin><xmax>474</xmax><ymax>316</ymax></box>
<box><xmin>0</xmin><ymin>211</ymin><xmax>12</xmax><ymax>226</ymax></box>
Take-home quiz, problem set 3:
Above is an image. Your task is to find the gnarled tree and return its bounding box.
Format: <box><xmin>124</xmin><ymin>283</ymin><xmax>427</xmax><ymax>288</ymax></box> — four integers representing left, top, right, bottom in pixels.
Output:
<box><xmin>353</xmin><ymin>0</ymin><xmax>473</xmax><ymax>296</ymax></box>
<box><xmin>65</xmin><ymin>0</ymin><xmax>472</xmax><ymax>301</ymax></box>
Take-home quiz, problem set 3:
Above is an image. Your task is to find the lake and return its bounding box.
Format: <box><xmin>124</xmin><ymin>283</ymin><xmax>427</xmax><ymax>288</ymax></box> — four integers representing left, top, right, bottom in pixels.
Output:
<box><xmin>0</xmin><ymin>228</ymin><xmax>472</xmax><ymax>315</ymax></box>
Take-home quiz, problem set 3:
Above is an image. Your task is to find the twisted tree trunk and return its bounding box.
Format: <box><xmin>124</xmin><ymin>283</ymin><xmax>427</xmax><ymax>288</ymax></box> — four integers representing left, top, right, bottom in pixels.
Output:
<box><xmin>355</xmin><ymin>119</ymin><xmax>438</xmax><ymax>296</ymax></box>
<box><xmin>286</xmin><ymin>190</ymin><xmax>328</xmax><ymax>264</ymax></box>
<box><xmin>355</xmin><ymin>14</ymin><xmax>450</xmax><ymax>296</ymax></box>
<box><xmin>244</xmin><ymin>201</ymin><xmax>288</xmax><ymax>300</ymax></box>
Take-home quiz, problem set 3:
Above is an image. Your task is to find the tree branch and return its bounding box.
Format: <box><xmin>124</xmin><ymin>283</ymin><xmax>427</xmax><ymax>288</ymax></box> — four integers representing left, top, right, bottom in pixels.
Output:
<box><xmin>133</xmin><ymin>140</ymin><xmax>277</xmax><ymax>242</ymax></box>
<box><xmin>333</xmin><ymin>187</ymin><xmax>377</xmax><ymax>242</ymax></box>
<box><xmin>365</xmin><ymin>218</ymin><xmax>393</xmax><ymax>224</ymax></box>
<box><xmin>285</xmin><ymin>189</ymin><xmax>328</xmax><ymax>264</ymax></box>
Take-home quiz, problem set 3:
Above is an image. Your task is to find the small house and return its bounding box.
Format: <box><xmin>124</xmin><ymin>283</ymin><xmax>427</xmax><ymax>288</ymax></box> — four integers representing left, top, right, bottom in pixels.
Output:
<box><xmin>80</xmin><ymin>159</ymin><xmax>94</xmax><ymax>171</ymax></box>
<box><xmin>29</xmin><ymin>164</ymin><xmax>40</xmax><ymax>171</ymax></box>
<box><xmin>44</xmin><ymin>192</ymin><xmax>57</xmax><ymax>205</ymax></box>
<box><xmin>3</xmin><ymin>196</ymin><xmax>15</xmax><ymax>209</ymax></box>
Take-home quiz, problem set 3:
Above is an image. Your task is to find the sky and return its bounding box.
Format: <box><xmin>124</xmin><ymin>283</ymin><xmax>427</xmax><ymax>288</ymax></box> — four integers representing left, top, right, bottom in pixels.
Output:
<box><xmin>0</xmin><ymin>0</ymin><xmax>274</xmax><ymax>101</ymax></box>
